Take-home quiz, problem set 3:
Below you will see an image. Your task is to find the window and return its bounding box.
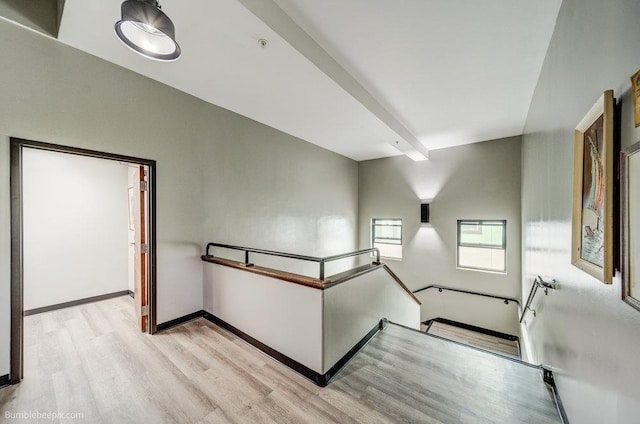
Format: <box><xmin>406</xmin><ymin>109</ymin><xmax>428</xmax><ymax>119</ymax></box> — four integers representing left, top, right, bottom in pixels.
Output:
<box><xmin>457</xmin><ymin>220</ymin><xmax>506</xmax><ymax>273</ymax></box>
<box><xmin>371</xmin><ymin>218</ymin><xmax>402</xmax><ymax>259</ymax></box>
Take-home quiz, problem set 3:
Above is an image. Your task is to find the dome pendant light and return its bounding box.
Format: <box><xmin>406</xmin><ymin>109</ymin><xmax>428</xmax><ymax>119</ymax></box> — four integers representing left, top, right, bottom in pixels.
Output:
<box><xmin>115</xmin><ymin>0</ymin><xmax>181</xmax><ymax>62</ymax></box>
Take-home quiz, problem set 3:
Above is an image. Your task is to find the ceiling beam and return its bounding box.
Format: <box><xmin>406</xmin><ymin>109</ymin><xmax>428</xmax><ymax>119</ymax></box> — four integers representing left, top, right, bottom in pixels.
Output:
<box><xmin>0</xmin><ymin>0</ymin><xmax>61</xmax><ymax>37</ymax></box>
<box><xmin>236</xmin><ymin>0</ymin><xmax>429</xmax><ymax>160</ymax></box>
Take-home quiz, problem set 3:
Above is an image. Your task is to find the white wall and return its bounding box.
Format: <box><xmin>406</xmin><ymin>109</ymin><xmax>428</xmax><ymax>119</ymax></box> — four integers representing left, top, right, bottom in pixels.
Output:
<box><xmin>415</xmin><ymin>289</ymin><xmax>521</xmax><ymax>337</ymax></box>
<box><xmin>203</xmin><ymin>262</ymin><xmax>324</xmax><ymax>373</ymax></box>
<box><xmin>0</xmin><ymin>18</ymin><xmax>358</xmax><ymax>376</ymax></box>
<box><xmin>22</xmin><ymin>149</ymin><xmax>129</xmax><ymax>310</ymax></box>
<box><xmin>521</xmin><ymin>0</ymin><xmax>640</xmax><ymax>422</ymax></box>
<box><xmin>323</xmin><ymin>267</ymin><xmax>421</xmax><ymax>372</ymax></box>
<box><xmin>203</xmin><ymin>262</ymin><xmax>421</xmax><ymax>374</ymax></box>
<box><xmin>358</xmin><ymin>137</ymin><xmax>522</xmax><ymax>301</ymax></box>
<box><xmin>127</xmin><ymin>166</ymin><xmax>136</xmax><ymax>295</ymax></box>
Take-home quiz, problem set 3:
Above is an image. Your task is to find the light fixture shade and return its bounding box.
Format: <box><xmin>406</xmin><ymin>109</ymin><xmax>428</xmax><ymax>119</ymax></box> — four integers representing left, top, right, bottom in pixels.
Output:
<box><xmin>421</xmin><ymin>203</ymin><xmax>429</xmax><ymax>223</ymax></box>
<box><xmin>115</xmin><ymin>0</ymin><xmax>181</xmax><ymax>62</ymax></box>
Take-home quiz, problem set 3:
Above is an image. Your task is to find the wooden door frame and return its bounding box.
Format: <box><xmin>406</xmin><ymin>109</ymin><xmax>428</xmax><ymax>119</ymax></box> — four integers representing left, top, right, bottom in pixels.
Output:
<box><xmin>9</xmin><ymin>137</ymin><xmax>158</xmax><ymax>384</ymax></box>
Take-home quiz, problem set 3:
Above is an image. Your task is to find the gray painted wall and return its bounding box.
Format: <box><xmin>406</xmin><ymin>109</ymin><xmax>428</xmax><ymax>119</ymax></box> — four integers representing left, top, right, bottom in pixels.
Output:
<box><xmin>0</xmin><ymin>18</ymin><xmax>358</xmax><ymax>376</ymax></box>
<box><xmin>521</xmin><ymin>0</ymin><xmax>640</xmax><ymax>422</ymax></box>
<box><xmin>358</xmin><ymin>136</ymin><xmax>522</xmax><ymax>301</ymax></box>
<box><xmin>198</xmin><ymin>111</ymin><xmax>358</xmax><ymax>278</ymax></box>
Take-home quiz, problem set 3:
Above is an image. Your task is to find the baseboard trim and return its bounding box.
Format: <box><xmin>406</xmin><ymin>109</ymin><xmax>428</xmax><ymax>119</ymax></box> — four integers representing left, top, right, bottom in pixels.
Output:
<box><xmin>24</xmin><ymin>290</ymin><xmax>131</xmax><ymax>316</ymax></box>
<box><xmin>156</xmin><ymin>310</ymin><xmax>205</xmax><ymax>332</ymax></box>
<box><xmin>322</xmin><ymin>320</ymin><xmax>383</xmax><ymax>385</ymax></box>
<box><xmin>0</xmin><ymin>374</ymin><xmax>9</xmax><ymax>388</ymax></box>
<box><xmin>203</xmin><ymin>312</ymin><xmax>382</xmax><ymax>387</ymax></box>
<box><xmin>128</xmin><ymin>290</ymin><xmax>134</xmax><ymax>299</ymax></box>
<box><xmin>543</xmin><ymin>366</ymin><xmax>570</xmax><ymax>424</ymax></box>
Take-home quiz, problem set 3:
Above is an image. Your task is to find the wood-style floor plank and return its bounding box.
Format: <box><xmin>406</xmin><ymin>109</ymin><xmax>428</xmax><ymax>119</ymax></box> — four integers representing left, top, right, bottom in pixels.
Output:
<box><xmin>0</xmin><ymin>296</ymin><xmax>560</xmax><ymax>423</ymax></box>
<box><xmin>426</xmin><ymin>321</ymin><xmax>521</xmax><ymax>358</ymax></box>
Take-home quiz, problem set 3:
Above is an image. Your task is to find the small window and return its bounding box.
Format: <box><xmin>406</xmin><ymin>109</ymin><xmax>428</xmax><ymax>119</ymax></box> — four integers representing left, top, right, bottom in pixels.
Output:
<box><xmin>457</xmin><ymin>220</ymin><xmax>506</xmax><ymax>273</ymax></box>
<box><xmin>372</xmin><ymin>218</ymin><xmax>402</xmax><ymax>260</ymax></box>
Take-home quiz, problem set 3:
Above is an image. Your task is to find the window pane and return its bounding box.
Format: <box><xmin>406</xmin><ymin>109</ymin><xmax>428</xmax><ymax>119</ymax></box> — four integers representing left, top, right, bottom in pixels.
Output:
<box><xmin>458</xmin><ymin>246</ymin><xmax>506</xmax><ymax>272</ymax></box>
<box><xmin>372</xmin><ymin>218</ymin><xmax>402</xmax><ymax>245</ymax></box>
<box><xmin>373</xmin><ymin>242</ymin><xmax>402</xmax><ymax>259</ymax></box>
<box><xmin>373</xmin><ymin>225</ymin><xmax>401</xmax><ymax>244</ymax></box>
<box><xmin>371</xmin><ymin>218</ymin><xmax>402</xmax><ymax>259</ymax></box>
<box><xmin>373</xmin><ymin>219</ymin><xmax>400</xmax><ymax>226</ymax></box>
<box><xmin>459</xmin><ymin>220</ymin><xmax>505</xmax><ymax>248</ymax></box>
<box><xmin>457</xmin><ymin>220</ymin><xmax>506</xmax><ymax>273</ymax></box>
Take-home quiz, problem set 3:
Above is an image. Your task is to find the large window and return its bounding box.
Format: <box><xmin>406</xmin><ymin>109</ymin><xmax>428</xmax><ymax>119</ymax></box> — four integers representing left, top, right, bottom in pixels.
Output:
<box><xmin>457</xmin><ymin>220</ymin><xmax>506</xmax><ymax>273</ymax></box>
<box><xmin>371</xmin><ymin>218</ymin><xmax>402</xmax><ymax>260</ymax></box>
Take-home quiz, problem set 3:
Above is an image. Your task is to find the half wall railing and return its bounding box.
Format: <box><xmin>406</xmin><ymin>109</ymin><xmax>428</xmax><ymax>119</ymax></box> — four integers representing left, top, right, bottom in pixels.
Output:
<box><xmin>200</xmin><ymin>242</ymin><xmax>420</xmax><ymax>385</ymax></box>
<box><xmin>204</xmin><ymin>242</ymin><xmax>380</xmax><ymax>280</ymax></box>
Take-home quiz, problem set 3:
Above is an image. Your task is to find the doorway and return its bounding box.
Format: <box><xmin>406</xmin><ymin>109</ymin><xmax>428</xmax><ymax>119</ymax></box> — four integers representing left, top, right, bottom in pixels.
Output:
<box><xmin>9</xmin><ymin>138</ymin><xmax>157</xmax><ymax>384</ymax></box>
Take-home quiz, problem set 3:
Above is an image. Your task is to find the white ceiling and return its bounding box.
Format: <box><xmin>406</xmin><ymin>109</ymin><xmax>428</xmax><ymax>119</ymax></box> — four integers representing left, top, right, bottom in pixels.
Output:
<box><xmin>55</xmin><ymin>0</ymin><xmax>562</xmax><ymax>161</ymax></box>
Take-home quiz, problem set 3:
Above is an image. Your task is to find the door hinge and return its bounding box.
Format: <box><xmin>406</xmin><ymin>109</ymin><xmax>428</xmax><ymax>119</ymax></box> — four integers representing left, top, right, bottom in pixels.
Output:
<box><xmin>141</xmin><ymin>243</ymin><xmax>148</xmax><ymax>254</ymax></box>
<box><xmin>141</xmin><ymin>305</ymin><xmax>148</xmax><ymax>316</ymax></box>
<box><xmin>140</xmin><ymin>181</ymin><xmax>148</xmax><ymax>192</ymax></box>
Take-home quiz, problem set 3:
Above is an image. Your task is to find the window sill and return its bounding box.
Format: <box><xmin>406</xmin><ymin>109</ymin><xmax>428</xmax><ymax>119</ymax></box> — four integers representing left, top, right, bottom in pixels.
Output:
<box><xmin>379</xmin><ymin>256</ymin><xmax>402</xmax><ymax>261</ymax></box>
<box><xmin>456</xmin><ymin>266</ymin><xmax>506</xmax><ymax>275</ymax></box>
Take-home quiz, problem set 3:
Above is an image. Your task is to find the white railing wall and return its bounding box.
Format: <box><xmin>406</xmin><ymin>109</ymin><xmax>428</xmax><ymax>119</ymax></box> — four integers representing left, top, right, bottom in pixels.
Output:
<box><xmin>203</xmin><ymin>263</ymin><xmax>324</xmax><ymax>372</ymax></box>
<box><xmin>323</xmin><ymin>269</ymin><xmax>420</xmax><ymax>371</ymax></box>
<box><xmin>202</xmin><ymin>261</ymin><xmax>420</xmax><ymax>375</ymax></box>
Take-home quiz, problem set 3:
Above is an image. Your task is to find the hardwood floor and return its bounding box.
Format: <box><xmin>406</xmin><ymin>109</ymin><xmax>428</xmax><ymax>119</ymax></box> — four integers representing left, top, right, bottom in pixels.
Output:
<box><xmin>0</xmin><ymin>296</ymin><xmax>560</xmax><ymax>423</ymax></box>
<box><xmin>426</xmin><ymin>321</ymin><xmax>521</xmax><ymax>359</ymax></box>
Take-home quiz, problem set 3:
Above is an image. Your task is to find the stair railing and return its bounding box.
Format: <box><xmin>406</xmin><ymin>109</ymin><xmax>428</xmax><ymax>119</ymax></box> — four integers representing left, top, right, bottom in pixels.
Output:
<box><xmin>204</xmin><ymin>242</ymin><xmax>380</xmax><ymax>280</ymax></box>
<box><xmin>520</xmin><ymin>276</ymin><xmax>556</xmax><ymax>323</ymax></box>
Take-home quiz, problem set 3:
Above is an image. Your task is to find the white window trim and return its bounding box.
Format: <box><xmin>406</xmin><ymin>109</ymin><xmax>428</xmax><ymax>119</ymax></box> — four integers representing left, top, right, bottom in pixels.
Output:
<box><xmin>371</xmin><ymin>218</ymin><xmax>403</xmax><ymax>260</ymax></box>
<box><xmin>456</xmin><ymin>219</ymin><xmax>507</xmax><ymax>274</ymax></box>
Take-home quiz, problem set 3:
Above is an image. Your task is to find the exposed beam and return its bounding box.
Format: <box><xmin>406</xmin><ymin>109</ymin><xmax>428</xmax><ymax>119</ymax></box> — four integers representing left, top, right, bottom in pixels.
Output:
<box><xmin>236</xmin><ymin>0</ymin><xmax>429</xmax><ymax>160</ymax></box>
<box><xmin>0</xmin><ymin>0</ymin><xmax>61</xmax><ymax>37</ymax></box>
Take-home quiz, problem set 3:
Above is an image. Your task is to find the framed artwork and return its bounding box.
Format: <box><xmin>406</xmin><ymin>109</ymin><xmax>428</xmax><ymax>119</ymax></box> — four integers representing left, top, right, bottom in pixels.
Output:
<box><xmin>571</xmin><ymin>90</ymin><xmax>614</xmax><ymax>284</ymax></box>
<box><xmin>631</xmin><ymin>69</ymin><xmax>640</xmax><ymax>127</ymax></box>
<box><xmin>621</xmin><ymin>140</ymin><xmax>640</xmax><ymax>311</ymax></box>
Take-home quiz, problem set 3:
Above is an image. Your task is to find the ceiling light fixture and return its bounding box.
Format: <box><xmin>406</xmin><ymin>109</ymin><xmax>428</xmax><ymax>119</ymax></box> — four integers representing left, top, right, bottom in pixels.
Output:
<box><xmin>115</xmin><ymin>0</ymin><xmax>181</xmax><ymax>62</ymax></box>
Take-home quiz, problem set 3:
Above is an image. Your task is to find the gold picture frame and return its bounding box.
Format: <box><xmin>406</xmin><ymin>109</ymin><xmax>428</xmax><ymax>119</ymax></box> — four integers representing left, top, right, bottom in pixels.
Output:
<box><xmin>571</xmin><ymin>90</ymin><xmax>614</xmax><ymax>284</ymax></box>
<box><xmin>631</xmin><ymin>69</ymin><xmax>640</xmax><ymax>127</ymax></box>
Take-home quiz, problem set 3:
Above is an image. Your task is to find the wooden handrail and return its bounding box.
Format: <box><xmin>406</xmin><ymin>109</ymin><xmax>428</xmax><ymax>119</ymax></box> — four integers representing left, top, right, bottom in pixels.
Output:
<box><xmin>381</xmin><ymin>265</ymin><xmax>422</xmax><ymax>305</ymax></box>
<box><xmin>204</xmin><ymin>242</ymin><xmax>380</xmax><ymax>280</ymax></box>
<box><xmin>201</xmin><ymin>256</ymin><xmax>324</xmax><ymax>289</ymax></box>
<box><xmin>201</xmin><ymin>252</ymin><xmax>421</xmax><ymax>305</ymax></box>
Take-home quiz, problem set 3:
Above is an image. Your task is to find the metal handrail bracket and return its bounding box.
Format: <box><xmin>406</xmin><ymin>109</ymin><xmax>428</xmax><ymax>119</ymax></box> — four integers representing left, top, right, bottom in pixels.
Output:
<box><xmin>520</xmin><ymin>276</ymin><xmax>556</xmax><ymax>323</ymax></box>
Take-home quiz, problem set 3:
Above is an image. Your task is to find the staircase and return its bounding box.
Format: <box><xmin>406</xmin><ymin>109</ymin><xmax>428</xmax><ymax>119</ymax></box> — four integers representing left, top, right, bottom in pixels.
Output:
<box><xmin>338</xmin><ymin>321</ymin><xmax>563</xmax><ymax>423</ymax></box>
